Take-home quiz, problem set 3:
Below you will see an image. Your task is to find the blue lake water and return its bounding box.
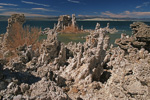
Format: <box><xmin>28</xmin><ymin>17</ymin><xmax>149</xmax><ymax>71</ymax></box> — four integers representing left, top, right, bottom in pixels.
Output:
<box><xmin>1</xmin><ymin>20</ymin><xmax>150</xmax><ymax>44</ymax></box>
<box><xmin>0</xmin><ymin>21</ymin><xmax>135</xmax><ymax>34</ymax></box>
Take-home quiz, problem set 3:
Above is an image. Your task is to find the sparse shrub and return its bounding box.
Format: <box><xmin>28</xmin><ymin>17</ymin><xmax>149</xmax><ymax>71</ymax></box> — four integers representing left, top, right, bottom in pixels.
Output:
<box><xmin>6</xmin><ymin>22</ymin><xmax>41</xmax><ymax>51</ymax></box>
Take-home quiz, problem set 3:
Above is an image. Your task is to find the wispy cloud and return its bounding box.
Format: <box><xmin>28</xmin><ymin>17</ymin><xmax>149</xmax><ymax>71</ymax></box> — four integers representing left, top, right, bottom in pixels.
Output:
<box><xmin>79</xmin><ymin>11</ymin><xmax>150</xmax><ymax>18</ymax></box>
<box><xmin>0</xmin><ymin>3</ymin><xmax>18</xmax><ymax>6</ymax></box>
<box><xmin>136</xmin><ymin>2</ymin><xmax>150</xmax><ymax>8</ymax></box>
<box><xmin>0</xmin><ymin>11</ymin><xmax>49</xmax><ymax>17</ymax></box>
<box><xmin>67</xmin><ymin>0</ymin><xmax>80</xmax><ymax>3</ymax></box>
<box><xmin>22</xmin><ymin>0</ymin><xmax>49</xmax><ymax>7</ymax></box>
<box><xmin>0</xmin><ymin>9</ymin><xmax>5</xmax><ymax>11</ymax></box>
<box><xmin>0</xmin><ymin>8</ymin><xmax>6</xmax><ymax>11</ymax></box>
<box><xmin>101</xmin><ymin>11</ymin><xmax>150</xmax><ymax>18</ymax></box>
<box><xmin>101</xmin><ymin>11</ymin><xmax>129</xmax><ymax>18</ymax></box>
<box><xmin>136</xmin><ymin>6</ymin><xmax>141</xmax><ymax>9</ymax></box>
<box><xmin>93</xmin><ymin>12</ymin><xmax>98</xmax><ymax>14</ymax></box>
<box><xmin>32</xmin><ymin>8</ymin><xmax>56</xmax><ymax>12</ymax></box>
<box><xmin>133</xmin><ymin>12</ymin><xmax>150</xmax><ymax>16</ymax></box>
<box><xmin>78</xmin><ymin>15</ymin><xmax>101</xmax><ymax>18</ymax></box>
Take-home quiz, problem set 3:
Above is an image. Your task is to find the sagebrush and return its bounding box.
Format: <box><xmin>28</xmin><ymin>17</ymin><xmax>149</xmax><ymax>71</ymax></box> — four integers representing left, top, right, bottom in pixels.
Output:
<box><xmin>6</xmin><ymin>22</ymin><xmax>41</xmax><ymax>50</ymax></box>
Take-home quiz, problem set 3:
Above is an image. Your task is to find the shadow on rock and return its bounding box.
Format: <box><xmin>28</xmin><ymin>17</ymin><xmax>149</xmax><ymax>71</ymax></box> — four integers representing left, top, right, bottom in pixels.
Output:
<box><xmin>3</xmin><ymin>68</ymin><xmax>41</xmax><ymax>85</ymax></box>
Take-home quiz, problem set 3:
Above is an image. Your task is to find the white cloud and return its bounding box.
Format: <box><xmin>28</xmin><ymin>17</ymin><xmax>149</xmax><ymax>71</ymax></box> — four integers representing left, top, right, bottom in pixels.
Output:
<box><xmin>101</xmin><ymin>11</ymin><xmax>150</xmax><ymax>18</ymax></box>
<box><xmin>136</xmin><ymin>2</ymin><xmax>150</xmax><ymax>9</ymax></box>
<box><xmin>0</xmin><ymin>11</ymin><xmax>48</xmax><ymax>17</ymax></box>
<box><xmin>22</xmin><ymin>0</ymin><xmax>49</xmax><ymax>7</ymax></box>
<box><xmin>0</xmin><ymin>9</ymin><xmax>5</xmax><ymax>11</ymax></box>
<box><xmin>93</xmin><ymin>12</ymin><xmax>98</xmax><ymax>14</ymax></box>
<box><xmin>136</xmin><ymin>6</ymin><xmax>141</xmax><ymax>9</ymax></box>
<box><xmin>79</xmin><ymin>11</ymin><xmax>150</xmax><ymax>18</ymax></box>
<box><xmin>32</xmin><ymin>8</ymin><xmax>56</xmax><ymax>12</ymax></box>
<box><xmin>78</xmin><ymin>14</ymin><xmax>101</xmax><ymax>18</ymax></box>
<box><xmin>67</xmin><ymin>0</ymin><xmax>80</xmax><ymax>3</ymax></box>
<box><xmin>133</xmin><ymin>12</ymin><xmax>150</xmax><ymax>16</ymax></box>
<box><xmin>143</xmin><ymin>2</ymin><xmax>150</xmax><ymax>6</ymax></box>
<box><xmin>0</xmin><ymin>3</ymin><xmax>18</xmax><ymax>6</ymax></box>
<box><xmin>101</xmin><ymin>11</ymin><xmax>129</xmax><ymax>18</ymax></box>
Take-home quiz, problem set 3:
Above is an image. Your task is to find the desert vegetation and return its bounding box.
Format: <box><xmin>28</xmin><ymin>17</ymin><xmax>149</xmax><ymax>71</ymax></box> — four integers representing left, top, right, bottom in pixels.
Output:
<box><xmin>0</xmin><ymin>22</ymin><xmax>42</xmax><ymax>60</ymax></box>
<box><xmin>0</xmin><ymin>14</ymin><xmax>150</xmax><ymax>100</ymax></box>
<box><xmin>5</xmin><ymin>22</ymin><xmax>41</xmax><ymax>51</ymax></box>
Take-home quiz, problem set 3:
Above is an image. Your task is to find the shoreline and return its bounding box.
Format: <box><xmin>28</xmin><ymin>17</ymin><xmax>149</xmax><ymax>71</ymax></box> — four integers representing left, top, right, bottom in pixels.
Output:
<box><xmin>0</xmin><ymin>14</ymin><xmax>150</xmax><ymax>100</ymax></box>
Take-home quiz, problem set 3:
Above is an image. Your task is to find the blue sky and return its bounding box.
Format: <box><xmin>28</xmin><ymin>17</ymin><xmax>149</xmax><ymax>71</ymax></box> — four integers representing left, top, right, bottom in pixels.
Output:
<box><xmin>0</xmin><ymin>0</ymin><xmax>150</xmax><ymax>18</ymax></box>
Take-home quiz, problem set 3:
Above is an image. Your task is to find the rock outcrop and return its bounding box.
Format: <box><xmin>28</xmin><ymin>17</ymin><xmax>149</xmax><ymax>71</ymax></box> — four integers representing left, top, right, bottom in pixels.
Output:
<box><xmin>102</xmin><ymin>45</ymin><xmax>150</xmax><ymax>99</ymax></box>
<box><xmin>56</xmin><ymin>14</ymin><xmax>83</xmax><ymax>33</ymax></box>
<box><xmin>71</xmin><ymin>14</ymin><xmax>76</xmax><ymax>27</ymax></box>
<box><xmin>7</xmin><ymin>14</ymin><xmax>25</xmax><ymax>33</ymax></box>
<box><xmin>56</xmin><ymin>15</ymin><xmax>72</xmax><ymax>31</ymax></box>
<box><xmin>104</xmin><ymin>22</ymin><xmax>150</xmax><ymax>100</ymax></box>
<box><xmin>2</xmin><ymin>14</ymin><xmax>26</xmax><ymax>51</ymax></box>
<box><xmin>60</xmin><ymin>27</ymin><xmax>109</xmax><ymax>82</ymax></box>
<box><xmin>115</xmin><ymin>22</ymin><xmax>150</xmax><ymax>51</ymax></box>
<box><xmin>1</xmin><ymin>14</ymin><xmax>150</xmax><ymax>100</ymax></box>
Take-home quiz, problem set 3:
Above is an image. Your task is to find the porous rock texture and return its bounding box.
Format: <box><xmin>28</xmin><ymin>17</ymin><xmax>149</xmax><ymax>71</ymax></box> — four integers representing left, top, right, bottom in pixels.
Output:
<box><xmin>2</xmin><ymin>14</ymin><xmax>26</xmax><ymax>51</ymax></box>
<box><xmin>56</xmin><ymin>14</ymin><xmax>82</xmax><ymax>33</ymax></box>
<box><xmin>115</xmin><ymin>22</ymin><xmax>150</xmax><ymax>51</ymax></box>
<box><xmin>56</xmin><ymin>15</ymin><xmax>72</xmax><ymax>31</ymax></box>
<box><xmin>104</xmin><ymin>22</ymin><xmax>150</xmax><ymax>100</ymax></box>
<box><xmin>7</xmin><ymin>14</ymin><xmax>25</xmax><ymax>32</ymax></box>
<box><xmin>0</xmin><ymin>14</ymin><xmax>150</xmax><ymax>100</ymax></box>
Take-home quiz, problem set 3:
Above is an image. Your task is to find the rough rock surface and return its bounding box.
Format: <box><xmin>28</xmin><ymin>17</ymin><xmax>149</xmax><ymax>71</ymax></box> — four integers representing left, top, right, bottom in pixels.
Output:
<box><xmin>56</xmin><ymin>14</ymin><xmax>82</xmax><ymax>33</ymax></box>
<box><xmin>105</xmin><ymin>22</ymin><xmax>150</xmax><ymax>100</ymax></box>
<box><xmin>7</xmin><ymin>14</ymin><xmax>25</xmax><ymax>32</ymax></box>
<box><xmin>59</xmin><ymin>28</ymin><xmax>109</xmax><ymax>83</ymax></box>
<box><xmin>71</xmin><ymin>14</ymin><xmax>76</xmax><ymax>27</ymax></box>
<box><xmin>0</xmin><ymin>15</ymin><xmax>150</xmax><ymax>100</ymax></box>
<box><xmin>102</xmin><ymin>47</ymin><xmax>149</xmax><ymax>100</ymax></box>
<box><xmin>29</xmin><ymin>78</ymin><xmax>68</xmax><ymax>100</ymax></box>
<box><xmin>56</xmin><ymin>15</ymin><xmax>72</xmax><ymax>31</ymax></box>
<box><xmin>2</xmin><ymin>14</ymin><xmax>26</xmax><ymax>51</ymax></box>
<box><xmin>116</xmin><ymin>22</ymin><xmax>150</xmax><ymax>51</ymax></box>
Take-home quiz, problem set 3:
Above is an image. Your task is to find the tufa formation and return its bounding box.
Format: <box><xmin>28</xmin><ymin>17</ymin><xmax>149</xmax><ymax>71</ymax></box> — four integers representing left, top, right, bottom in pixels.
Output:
<box><xmin>0</xmin><ymin>14</ymin><xmax>149</xmax><ymax>100</ymax></box>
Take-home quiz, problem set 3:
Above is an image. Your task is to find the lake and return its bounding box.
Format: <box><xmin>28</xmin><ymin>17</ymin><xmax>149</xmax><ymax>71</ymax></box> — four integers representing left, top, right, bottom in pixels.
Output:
<box><xmin>1</xmin><ymin>20</ymin><xmax>150</xmax><ymax>44</ymax></box>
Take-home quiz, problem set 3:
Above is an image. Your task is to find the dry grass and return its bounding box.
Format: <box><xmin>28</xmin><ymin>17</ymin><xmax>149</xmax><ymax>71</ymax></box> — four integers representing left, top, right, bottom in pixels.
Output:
<box><xmin>6</xmin><ymin>22</ymin><xmax>41</xmax><ymax>51</ymax></box>
<box><xmin>60</xmin><ymin>25</ymin><xmax>83</xmax><ymax>33</ymax></box>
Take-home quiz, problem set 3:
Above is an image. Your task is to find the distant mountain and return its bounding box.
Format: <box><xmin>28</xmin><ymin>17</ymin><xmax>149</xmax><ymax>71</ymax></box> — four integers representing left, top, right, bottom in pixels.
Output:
<box><xmin>0</xmin><ymin>15</ymin><xmax>150</xmax><ymax>22</ymax></box>
<box><xmin>0</xmin><ymin>16</ymin><xmax>9</xmax><ymax>21</ymax></box>
<box><xmin>0</xmin><ymin>15</ymin><xmax>59</xmax><ymax>21</ymax></box>
<box><xmin>26</xmin><ymin>16</ymin><xmax>59</xmax><ymax>21</ymax></box>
